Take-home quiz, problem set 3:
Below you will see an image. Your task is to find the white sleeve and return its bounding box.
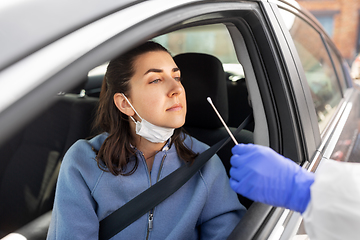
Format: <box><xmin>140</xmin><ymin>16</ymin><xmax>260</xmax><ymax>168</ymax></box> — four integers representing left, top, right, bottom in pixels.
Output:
<box><xmin>302</xmin><ymin>159</ymin><xmax>360</xmax><ymax>240</ymax></box>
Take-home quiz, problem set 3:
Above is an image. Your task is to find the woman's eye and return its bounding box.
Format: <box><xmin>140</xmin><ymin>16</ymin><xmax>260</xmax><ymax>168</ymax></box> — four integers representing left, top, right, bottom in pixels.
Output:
<box><xmin>174</xmin><ymin>76</ymin><xmax>181</xmax><ymax>82</ymax></box>
<box><xmin>150</xmin><ymin>79</ymin><xmax>160</xmax><ymax>84</ymax></box>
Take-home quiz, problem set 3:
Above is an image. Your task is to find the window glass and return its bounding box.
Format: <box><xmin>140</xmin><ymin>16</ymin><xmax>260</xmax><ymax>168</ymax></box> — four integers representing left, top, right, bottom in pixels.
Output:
<box><xmin>279</xmin><ymin>9</ymin><xmax>342</xmax><ymax>132</ymax></box>
<box><xmin>153</xmin><ymin>24</ymin><xmax>244</xmax><ymax>79</ymax></box>
<box><xmin>313</xmin><ymin>14</ymin><xmax>334</xmax><ymax>37</ymax></box>
<box><xmin>357</xmin><ymin>13</ymin><xmax>360</xmax><ymax>55</ymax></box>
<box><xmin>327</xmin><ymin>44</ymin><xmax>347</xmax><ymax>91</ymax></box>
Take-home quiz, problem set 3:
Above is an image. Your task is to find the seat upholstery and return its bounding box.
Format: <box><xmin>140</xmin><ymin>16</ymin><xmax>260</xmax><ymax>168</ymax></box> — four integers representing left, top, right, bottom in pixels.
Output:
<box><xmin>174</xmin><ymin>53</ymin><xmax>229</xmax><ymax>129</ymax></box>
<box><xmin>0</xmin><ymin>93</ymin><xmax>98</xmax><ymax>237</ymax></box>
<box><xmin>226</xmin><ymin>77</ymin><xmax>254</xmax><ymax>130</ymax></box>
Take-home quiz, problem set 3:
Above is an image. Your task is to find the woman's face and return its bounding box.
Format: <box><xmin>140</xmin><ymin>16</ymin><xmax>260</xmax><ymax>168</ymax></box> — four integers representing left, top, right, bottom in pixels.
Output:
<box><xmin>127</xmin><ymin>51</ymin><xmax>186</xmax><ymax>129</ymax></box>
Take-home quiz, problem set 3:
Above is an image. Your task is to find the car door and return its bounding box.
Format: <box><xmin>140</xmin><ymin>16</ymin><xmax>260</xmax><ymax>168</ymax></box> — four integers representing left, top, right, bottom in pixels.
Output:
<box><xmin>258</xmin><ymin>1</ymin><xmax>360</xmax><ymax>239</ymax></box>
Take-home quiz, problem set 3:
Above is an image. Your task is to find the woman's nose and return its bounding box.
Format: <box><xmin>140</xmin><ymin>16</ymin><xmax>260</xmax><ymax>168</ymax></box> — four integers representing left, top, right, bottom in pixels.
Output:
<box><xmin>167</xmin><ymin>77</ymin><xmax>184</xmax><ymax>97</ymax></box>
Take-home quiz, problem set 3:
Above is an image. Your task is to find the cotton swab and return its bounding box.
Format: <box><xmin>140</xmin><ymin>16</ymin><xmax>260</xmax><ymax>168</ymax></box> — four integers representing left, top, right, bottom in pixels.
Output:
<box><xmin>207</xmin><ymin>97</ymin><xmax>238</xmax><ymax>145</ymax></box>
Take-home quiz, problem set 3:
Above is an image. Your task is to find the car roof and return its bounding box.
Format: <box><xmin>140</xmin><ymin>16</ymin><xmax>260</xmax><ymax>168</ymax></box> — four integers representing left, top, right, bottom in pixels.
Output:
<box><xmin>0</xmin><ymin>0</ymin><xmax>307</xmax><ymax>72</ymax></box>
<box><xmin>0</xmin><ymin>0</ymin><xmax>137</xmax><ymax>70</ymax></box>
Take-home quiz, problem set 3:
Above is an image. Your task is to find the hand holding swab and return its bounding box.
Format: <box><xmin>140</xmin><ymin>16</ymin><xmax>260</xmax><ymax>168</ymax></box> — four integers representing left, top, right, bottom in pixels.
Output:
<box><xmin>207</xmin><ymin>97</ymin><xmax>238</xmax><ymax>145</ymax></box>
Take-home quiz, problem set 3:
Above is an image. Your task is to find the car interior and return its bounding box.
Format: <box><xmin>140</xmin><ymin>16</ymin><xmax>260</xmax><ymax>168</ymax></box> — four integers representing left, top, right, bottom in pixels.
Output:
<box><xmin>0</xmin><ymin>22</ymin><xmax>257</xmax><ymax>238</ymax></box>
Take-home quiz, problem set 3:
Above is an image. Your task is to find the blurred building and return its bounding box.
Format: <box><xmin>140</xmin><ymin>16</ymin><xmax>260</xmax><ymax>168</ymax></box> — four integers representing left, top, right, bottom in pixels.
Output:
<box><xmin>297</xmin><ymin>0</ymin><xmax>360</xmax><ymax>63</ymax></box>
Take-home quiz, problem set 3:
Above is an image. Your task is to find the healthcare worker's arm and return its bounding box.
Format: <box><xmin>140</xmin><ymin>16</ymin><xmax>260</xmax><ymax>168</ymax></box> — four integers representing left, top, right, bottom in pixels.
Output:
<box><xmin>229</xmin><ymin>144</ymin><xmax>314</xmax><ymax>213</ymax></box>
<box><xmin>230</xmin><ymin>143</ymin><xmax>360</xmax><ymax>239</ymax></box>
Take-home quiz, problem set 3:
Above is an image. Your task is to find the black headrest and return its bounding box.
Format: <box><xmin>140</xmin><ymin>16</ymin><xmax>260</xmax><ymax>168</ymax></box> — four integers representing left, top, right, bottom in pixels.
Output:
<box><xmin>174</xmin><ymin>53</ymin><xmax>228</xmax><ymax>129</ymax></box>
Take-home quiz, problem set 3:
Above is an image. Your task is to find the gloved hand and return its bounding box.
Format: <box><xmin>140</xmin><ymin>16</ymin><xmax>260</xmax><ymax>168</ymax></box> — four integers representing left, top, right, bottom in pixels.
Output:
<box><xmin>229</xmin><ymin>144</ymin><xmax>315</xmax><ymax>213</ymax></box>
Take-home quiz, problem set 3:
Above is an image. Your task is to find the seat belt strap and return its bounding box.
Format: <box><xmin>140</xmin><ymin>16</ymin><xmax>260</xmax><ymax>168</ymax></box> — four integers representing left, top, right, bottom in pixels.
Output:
<box><xmin>99</xmin><ymin>113</ymin><xmax>253</xmax><ymax>240</ymax></box>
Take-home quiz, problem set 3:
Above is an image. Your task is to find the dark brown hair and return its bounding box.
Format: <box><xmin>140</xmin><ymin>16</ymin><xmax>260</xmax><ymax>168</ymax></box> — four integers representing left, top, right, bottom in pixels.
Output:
<box><xmin>93</xmin><ymin>41</ymin><xmax>198</xmax><ymax>176</ymax></box>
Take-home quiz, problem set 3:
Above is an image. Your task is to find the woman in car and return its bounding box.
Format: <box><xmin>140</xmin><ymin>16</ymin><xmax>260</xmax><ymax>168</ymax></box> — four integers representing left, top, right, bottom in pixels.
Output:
<box><xmin>47</xmin><ymin>41</ymin><xmax>246</xmax><ymax>239</ymax></box>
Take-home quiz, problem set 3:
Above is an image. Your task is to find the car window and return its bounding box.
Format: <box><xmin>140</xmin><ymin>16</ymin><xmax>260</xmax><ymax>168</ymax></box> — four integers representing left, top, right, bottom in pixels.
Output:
<box><xmin>327</xmin><ymin>44</ymin><xmax>347</xmax><ymax>92</ymax></box>
<box><xmin>279</xmin><ymin>9</ymin><xmax>343</xmax><ymax>132</ymax></box>
<box><xmin>153</xmin><ymin>23</ymin><xmax>255</xmax><ymax>205</ymax></box>
<box><xmin>153</xmin><ymin>24</ymin><xmax>244</xmax><ymax>79</ymax></box>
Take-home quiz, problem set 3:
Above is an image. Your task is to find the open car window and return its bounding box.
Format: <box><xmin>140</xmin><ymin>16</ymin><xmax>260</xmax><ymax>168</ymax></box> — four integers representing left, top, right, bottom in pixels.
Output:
<box><xmin>153</xmin><ymin>24</ymin><xmax>245</xmax><ymax>80</ymax></box>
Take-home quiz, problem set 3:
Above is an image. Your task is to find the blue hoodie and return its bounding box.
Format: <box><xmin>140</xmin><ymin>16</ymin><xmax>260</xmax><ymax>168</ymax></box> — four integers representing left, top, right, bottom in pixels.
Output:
<box><xmin>47</xmin><ymin>133</ymin><xmax>246</xmax><ymax>239</ymax></box>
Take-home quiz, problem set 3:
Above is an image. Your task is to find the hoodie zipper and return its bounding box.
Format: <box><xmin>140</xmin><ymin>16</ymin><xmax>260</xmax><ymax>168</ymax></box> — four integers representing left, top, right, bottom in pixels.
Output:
<box><xmin>145</xmin><ymin>153</ymin><xmax>167</xmax><ymax>240</ymax></box>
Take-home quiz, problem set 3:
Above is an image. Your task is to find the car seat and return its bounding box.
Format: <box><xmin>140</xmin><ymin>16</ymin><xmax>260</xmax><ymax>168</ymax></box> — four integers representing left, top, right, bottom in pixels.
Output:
<box><xmin>174</xmin><ymin>53</ymin><xmax>254</xmax><ymax>208</ymax></box>
<box><xmin>0</xmin><ymin>90</ymin><xmax>98</xmax><ymax>237</ymax></box>
<box><xmin>226</xmin><ymin>76</ymin><xmax>254</xmax><ymax>130</ymax></box>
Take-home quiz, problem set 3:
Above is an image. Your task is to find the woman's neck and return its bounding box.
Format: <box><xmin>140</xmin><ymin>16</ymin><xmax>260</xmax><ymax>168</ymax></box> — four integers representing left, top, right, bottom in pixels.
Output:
<box><xmin>128</xmin><ymin>119</ymin><xmax>168</xmax><ymax>173</ymax></box>
<box><xmin>132</xmin><ymin>134</ymin><xmax>166</xmax><ymax>173</ymax></box>
<box><xmin>133</xmin><ymin>134</ymin><xmax>166</xmax><ymax>157</ymax></box>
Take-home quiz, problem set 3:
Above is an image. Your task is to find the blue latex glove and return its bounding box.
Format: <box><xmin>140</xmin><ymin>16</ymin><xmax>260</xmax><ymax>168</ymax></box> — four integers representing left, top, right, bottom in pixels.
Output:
<box><xmin>229</xmin><ymin>144</ymin><xmax>315</xmax><ymax>213</ymax></box>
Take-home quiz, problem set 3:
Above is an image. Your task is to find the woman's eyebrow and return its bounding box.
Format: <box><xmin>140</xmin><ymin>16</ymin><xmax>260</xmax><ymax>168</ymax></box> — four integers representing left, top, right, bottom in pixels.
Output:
<box><xmin>144</xmin><ymin>68</ymin><xmax>162</xmax><ymax>75</ymax></box>
<box><xmin>144</xmin><ymin>67</ymin><xmax>180</xmax><ymax>75</ymax></box>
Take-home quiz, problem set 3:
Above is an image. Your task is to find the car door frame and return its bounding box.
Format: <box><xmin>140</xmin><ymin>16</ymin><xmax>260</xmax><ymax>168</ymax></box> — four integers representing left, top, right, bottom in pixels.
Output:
<box><xmin>227</xmin><ymin>1</ymin><xmax>321</xmax><ymax>239</ymax></box>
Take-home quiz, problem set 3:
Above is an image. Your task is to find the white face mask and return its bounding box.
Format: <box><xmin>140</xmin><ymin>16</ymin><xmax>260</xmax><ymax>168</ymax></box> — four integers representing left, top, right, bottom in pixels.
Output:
<box><xmin>121</xmin><ymin>93</ymin><xmax>175</xmax><ymax>143</ymax></box>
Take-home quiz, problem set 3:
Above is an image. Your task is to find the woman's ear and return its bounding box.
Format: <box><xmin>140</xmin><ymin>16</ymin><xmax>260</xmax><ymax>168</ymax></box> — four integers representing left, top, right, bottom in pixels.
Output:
<box><xmin>114</xmin><ymin>93</ymin><xmax>135</xmax><ymax>116</ymax></box>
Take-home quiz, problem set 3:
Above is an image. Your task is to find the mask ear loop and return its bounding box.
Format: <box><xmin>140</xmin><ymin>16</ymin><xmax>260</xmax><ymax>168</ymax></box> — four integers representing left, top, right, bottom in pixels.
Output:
<box><xmin>121</xmin><ymin>93</ymin><xmax>142</xmax><ymax>123</ymax></box>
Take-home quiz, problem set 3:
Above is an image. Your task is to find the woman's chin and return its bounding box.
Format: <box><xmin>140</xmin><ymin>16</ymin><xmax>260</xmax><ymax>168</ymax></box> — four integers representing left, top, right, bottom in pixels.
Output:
<box><xmin>168</xmin><ymin>119</ymin><xmax>186</xmax><ymax>129</ymax></box>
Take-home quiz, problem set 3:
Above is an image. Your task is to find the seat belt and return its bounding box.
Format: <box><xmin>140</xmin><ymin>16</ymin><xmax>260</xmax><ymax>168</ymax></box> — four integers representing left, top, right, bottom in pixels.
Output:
<box><xmin>99</xmin><ymin>113</ymin><xmax>253</xmax><ymax>240</ymax></box>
